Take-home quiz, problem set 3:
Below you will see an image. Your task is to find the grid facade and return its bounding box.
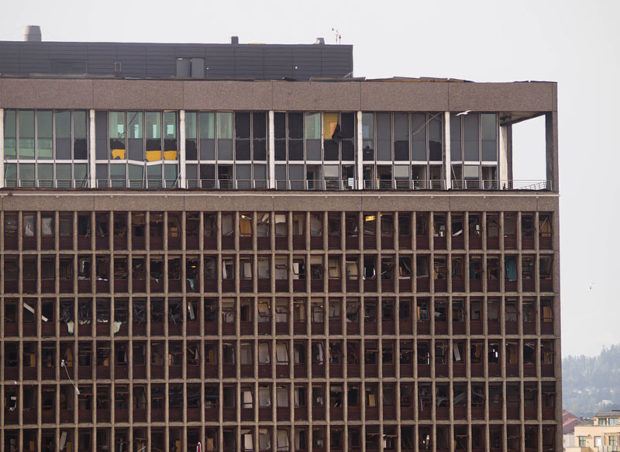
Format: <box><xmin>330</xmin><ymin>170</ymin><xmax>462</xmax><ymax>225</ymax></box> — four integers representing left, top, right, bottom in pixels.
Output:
<box><xmin>0</xmin><ymin>200</ymin><xmax>560</xmax><ymax>452</ymax></box>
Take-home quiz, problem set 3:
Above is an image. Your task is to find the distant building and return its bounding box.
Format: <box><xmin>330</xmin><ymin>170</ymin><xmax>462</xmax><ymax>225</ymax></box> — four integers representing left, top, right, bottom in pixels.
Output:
<box><xmin>564</xmin><ymin>410</ymin><xmax>584</xmax><ymax>449</ymax></box>
<box><xmin>567</xmin><ymin>411</ymin><xmax>620</xmax><ymax>452</ymax></box>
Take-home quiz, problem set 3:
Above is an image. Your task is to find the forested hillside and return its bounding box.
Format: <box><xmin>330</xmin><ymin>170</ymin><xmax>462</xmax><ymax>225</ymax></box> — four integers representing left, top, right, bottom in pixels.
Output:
<box><xmin>563</xmin><ymin>344</ymin><xmax>620</xmax><ymax>417</ymax></box>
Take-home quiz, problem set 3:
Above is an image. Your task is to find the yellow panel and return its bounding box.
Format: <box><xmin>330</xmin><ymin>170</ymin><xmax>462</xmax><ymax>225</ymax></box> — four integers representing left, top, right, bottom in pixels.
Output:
<box><xmin>164</xmin><ymin>150</ymin><xmax>178</xmax><ymax>160</ymax></box>
<box><xmin>111</xmin><ymin>149</ymin><xmax>126</xmax><ymax>160</ymax></box>
<box><xmin>146</xmin><ymin>150</ymin><xmax>162</xmax><ymax>162</ymax></box>
<box><xmin>323</xmin><ymin>113</ymin><xmax>338</xmax><ymax>139</ymax></box>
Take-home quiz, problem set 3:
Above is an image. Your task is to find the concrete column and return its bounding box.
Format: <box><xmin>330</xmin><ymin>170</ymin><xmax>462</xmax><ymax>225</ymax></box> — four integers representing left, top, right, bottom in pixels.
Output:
<box><xmin>89</xmin><ymin>109</ymin><xmax>96</xmax><ymax>188</ymax></box>
<box><xmin>268</xmin><ymin>111</ymin><xmax>275</xmax><ymax>189</ymax></box>
<box><xmin>0</xmin><ymin>108</ymin><xmax>4</xmax><ymax>188</ymax></box>
<box><xmin>444</xmin><ymin>112</ymin><xmax>451</xmax><ymax>190</ymax></box>
<box><xmin>179</xmin><ymin>110</ymin><xmax>186</xmax><ymax>189</ymax></box>
<box><xmin>545</xmin><ymin>111</ymin><xmax>558</xmax><ymax>191</ymax></box>
<box><xmin>356</xmin><ymin>111</ymin><xmax>363</xmax><ymax>189</ymax></box>
<box><xmin>499</xmin><ymin>124</ymin><xmax>513</xmax><ymax>190</ymax></box>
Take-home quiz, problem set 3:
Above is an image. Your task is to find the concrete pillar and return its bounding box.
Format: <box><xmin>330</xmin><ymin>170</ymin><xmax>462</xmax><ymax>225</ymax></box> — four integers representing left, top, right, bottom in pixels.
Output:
<box><xmin>179</xmin><ymin>110</ymin><xmax>186</xmax><ymax>189</ymax></box>
<box><xmin>89</xmin><ymin>109</ymin><xmax>96</xmax><ymax>188</ymax></box>
<box><xmin>356</xmin><ymin>111</ymin><xmax>363</xmax><ymax>189</ymax></box>
<box><xmin>545</xmin><ymin>111</ymin><xmax>558</xmax><ymax>191</ymax></box>
<box><xmin>0</xmin><ymin>108</ymin><xmax>4</xmax><ymax>188</ymax></box>
<box><xmin>444</xmin><ymin>112</ymin><xmax>451</xmax><ymax>190</ymax></box>
<box><xmin>499</xmin><ymin>124</ymin><xmax>513</xmax><ymax>189</ymax></box>
<box><xmin>268</xmin><ymin>111</ymin><xmax>275</xmax><ymax>189</ymax></box>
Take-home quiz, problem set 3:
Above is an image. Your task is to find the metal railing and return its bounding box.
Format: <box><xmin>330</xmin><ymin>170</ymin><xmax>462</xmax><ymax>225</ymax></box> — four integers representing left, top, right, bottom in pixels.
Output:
<box><xmin>3</xmin><ymin>178</ymin><xmax>553</xmax><ymax>191</ymax></box>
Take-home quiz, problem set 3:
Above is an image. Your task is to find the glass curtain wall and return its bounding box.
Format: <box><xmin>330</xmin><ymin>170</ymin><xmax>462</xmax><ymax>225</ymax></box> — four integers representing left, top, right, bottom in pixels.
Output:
<box><xmin>95</xmin><ymin>111</ymin><xmax>178</xmax><ymax>188</ymax></box>
<box><xmin>3</xmin><ymin>109</ymin><xmax>89</xmax><ymax>188</ymax></box>
<box><xmin>184</xmin><ymin>111</ymin><xmax>267</xmax><ymax>189</ymax></box>
<box><xmin>274</xmin><ymin>112</ymin><xmax>356</xmax><ymax>190</ymax></box>
<box><xmin>362</xmin><ymin>112</ymin><xmax>443</xmax><ymax>190</ymax></box>
<box><xmin>450</xmin><ymin>113</ymin><xmax>499</xmax><ymax>189</ymax></box>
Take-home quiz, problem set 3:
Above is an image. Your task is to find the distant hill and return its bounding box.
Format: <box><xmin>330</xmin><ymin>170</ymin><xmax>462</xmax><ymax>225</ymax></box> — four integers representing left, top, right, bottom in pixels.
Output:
<box><xmin>562</xmin><ymin>344</ymin><xmax>620</xmax><ymax>417</ymax></box>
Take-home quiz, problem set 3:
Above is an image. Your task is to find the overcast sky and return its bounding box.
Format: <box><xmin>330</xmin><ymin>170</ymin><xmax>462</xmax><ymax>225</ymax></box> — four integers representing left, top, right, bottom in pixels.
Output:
<box><xmin>2</xmin><ymin>0</ymin><xmax>619</xmax><ymax>357</ymax></box>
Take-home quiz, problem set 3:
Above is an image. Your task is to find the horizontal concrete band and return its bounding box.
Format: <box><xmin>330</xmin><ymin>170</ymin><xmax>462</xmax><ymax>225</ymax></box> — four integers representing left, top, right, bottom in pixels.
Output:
<box><xmin>0</xmin><ymin>79</ymin><xmax>557</xmax><ymax>112</ymax></box>
<box><xmin>0</xmin><ymin>190</ymin><xmax>559</xmax><ymax>212</ymax></box>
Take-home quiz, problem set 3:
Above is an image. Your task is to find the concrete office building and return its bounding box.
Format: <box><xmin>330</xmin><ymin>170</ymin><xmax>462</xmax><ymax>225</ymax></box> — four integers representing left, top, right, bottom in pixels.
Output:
<box><xmin>0</xmin><ymin>31</ymin><xmax>561</xmax><ymax>452</ymax></box>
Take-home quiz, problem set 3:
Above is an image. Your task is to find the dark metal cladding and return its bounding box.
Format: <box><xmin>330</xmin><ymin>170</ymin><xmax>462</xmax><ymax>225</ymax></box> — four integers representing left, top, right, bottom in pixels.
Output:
<box><xmin>0</xmin><ymin>41</ymin><xmax>353</xmax><ymax>80</ymax></box>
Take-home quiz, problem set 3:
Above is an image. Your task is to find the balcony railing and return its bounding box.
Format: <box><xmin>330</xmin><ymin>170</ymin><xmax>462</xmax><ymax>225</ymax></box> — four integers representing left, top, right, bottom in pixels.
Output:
<box><xmin>3</xmin><ymin>178</ymin><xmax>553</xmax><ymax>191</ymax></box>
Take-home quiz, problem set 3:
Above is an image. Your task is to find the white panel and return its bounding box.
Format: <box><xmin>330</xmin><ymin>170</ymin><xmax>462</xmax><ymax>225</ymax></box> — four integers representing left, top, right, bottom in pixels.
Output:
<box><xmin>89</xmin><ymin>109</ymin><xmax>96</xmax><ymax>188</ymax></box>
<box><xmin>179</xmin><ymin>110</ymin><xmax>186</xmax><ymax>188</ymax></box>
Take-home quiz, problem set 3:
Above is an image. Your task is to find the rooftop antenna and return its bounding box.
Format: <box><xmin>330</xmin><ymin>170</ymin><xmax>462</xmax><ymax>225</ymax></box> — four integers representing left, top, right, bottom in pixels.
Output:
<box><xmin>331</xmin><ymin>28</ymin><xmax>342</xmax><ymax>44</ymax></box>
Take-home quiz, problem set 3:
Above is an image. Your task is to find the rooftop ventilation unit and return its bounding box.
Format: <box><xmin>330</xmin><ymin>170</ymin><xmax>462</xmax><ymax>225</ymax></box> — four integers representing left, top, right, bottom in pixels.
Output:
<box><xmin>23</xmin><ymin>25</ymin><xmax>42</xmax><ymax>42</ymax></box>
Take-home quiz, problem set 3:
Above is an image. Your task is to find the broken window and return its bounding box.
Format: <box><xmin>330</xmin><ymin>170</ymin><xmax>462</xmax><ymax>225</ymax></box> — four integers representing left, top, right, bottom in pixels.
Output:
<box><xmin>204</xmin><ymin>256</ymin><xmax>217</xmax><ymax>280</ymax></box>
<box><xmin>364</xmin><ymin>255</ymin><xmax>377</xmax><ymax>280</ymax></box>
<box><xmin>541</xmin><ymin>298</ymin><xmax>553</xmax><ymax>323</ymax></box>
<box><xmin>275</xmin><ymin>299</ymin><xmax>288</xmax><ymax>323</ymax></box>
<box><xmin>292</xmin><ymin>213</ymin><xmax>305</xmax><ymax>236</ymax></box>
<box><xmin>222</xmin><ymin>299</ymin><xmax>235</xmax><ymax>324</ymax></box>
<box><xmin>293</xmin><ymin>299</ymin><xmax>305</xmax><ymax>322</ymax></box>
<box><xmin>366</xmin><ymin>383</ymin><xmax>378</xmax><ymax>408</ymax></box>
<box><xmin>150</xmin><ymin>299</ymin><xmax>164</xmax><ymax>325</ymax></box>
<box><xmin>329</xmin><ymin>299</ymin><xmax>341</xmax><ymax>321</ymax></box>
<box><xmin>239</xmin><ymin>213</ymin><xmax>253</xmax><ymax>238</ymax></box>
<box><xmin>505</xmin><ymin>255</ymin><xmax>517</xmax><ymax>282</ymax></box>
<box><xmin>346</xmin><ymin>299</ymin><xmax>360</xmax><ymax>322</ymax></box>
<box><xmin>506</xmin><ymin>299</ymin><xmax>518</xmax><ymax>322</ymax></box>
<box><xmin>540</xmin><ymin>255</ymin><xmax>553</xmax><ymax>283</ymax></box>
<box><xmin>222</xmin><ymin>343</ymin><xmax>235</xmax><ymax>365</ymax></box>
<box><xmin>364</xmin><ymin>341</ymin><xmax>378</xmax><ymax>365</ymax></box>
<box><xmin>274</xmin><ymin>214</ymin><xmax>287</xmax><ymax>236</ymax></box>
<box><xmin>294</xmin><ymin>343</ymin><xmax>305</xmax><ymax>365</ymax></box>
<box><xmin>221</xmin><ymin>213</ymin><xmax>234</xmax><ymax>238</ymax></box>
<box><xmin>539</xmin><ymin>213</ymin><xmax>553</xmax><ymax>247</ymax></box>
<box><xmin>452</xmin><ymin>299</ymin><xmax>465</xmax><ymax>322</ymax></box>
<box><xmin>399</xmin><ymin>298</ymin><xmax>411</xmax><ymax>320</ymax></box>
<box><xmin>346</xmin><ymin>256</ymin><xmax>359</xmax><ymax>279</ymax></box>
<box><xmin>149</xmin><ymin>256</ymin><xmax>163</xmax><ymax>282</ymax></box>
<box><xmin>258</xmin><ymin>299</ymin><xmax>271</xmax><ymax>323</ymax></box>
<box><xmin>258</xmin><ymin>342</ymin><xmax>270</xmax><ymax>364</ymax></box>
<box><xmin>416</xmin><ymin>255</ymin><xmax>429</xmax><ymax>278</ymax></box>
<box><xmin>330</xmin><ymin>384</ymin><xmax>343</xmax><ymax>408</ymax></box>
<box><xmin>487</xmin><ymin>256</ymin><xmax>500</xmax><ymax>281</ymax></box>
<box><xmin>276</xmin><ymin>342</ymin><xmax>289</xmax><ymax>364</ymax></box>
<box><xmin>381</xmin><ymin>256</ymin><xmax>395</xmax><ymax>279</ymax></box>
<box><xmin>347</xmin><ymin>341</ymin><xmax>360</xmax><ymax>365</ymax></box>
<box><xmin>416</xmin><ymin>299</ymin><xmax>429</xmax><ymax>321</ymax></box>
<box><xmin>435</xmin><ymin>340</ymin><xmax>449</xmax><ymax>365</ymax></box>
<box><xmin>542</xmin><ymin>341</ymin><xmax>554</xmax><ymax>365</ymax></box>
<box><xmin>312</xmin><ymin>341</ymin><xmax>325</xmax><ymax>365</ymax></box>
<box><xmin>487</xmin><ymin>298</ymin><xmax>500</xmax><ymax>322</ymax></box>
<box><xmin>275</xmin><ymin>256</ymin><xmax>288</xmax><ymax>280</ymax></box>
<box><xmin>222</xmin><ymin>257</ymin><xmax>234</xmax><ymax>280</ymax></box>
<box><xmin>329</xmin><ymin>341</ymin><xmax>343</xmax><ymax>364</ymax></box>
<box><xmin>345</xmin><ymin>213</ymin><xmax>359</xmax><ymax>237</ymax></box>
<box><xmin>328</xmin><ymin>256</ymin><xmax>341</xmax><ymax>279</ymax></box>
<box><xmin>311</xmin><ymin>300</ymin><xmax>324</xmax><ymax>323</ymax></box>
<box><xmin>276</xmin><ymin>386</ymin><xmax>289</xmax><ymax>407</ymax></box>
<box><xmin>96</xmin><ymin>299</ymin><xmax>110</xmax><ymax>326</ymax></box>
<box><xmin>293</xmin><ymin>256</ymin><xmax>306</xmax><ymax>280</ymax></box>
<box><xmin>310</xmin><ymin>256</ymin><xmax>323</xmax><ymax>280</ymax></box>
<box><xmin>488</xmin><ymin>342</ymin><xmax>500</xmax><ymax>363</ymax></box>
<box><xmin>470</xmin><ymin>341</ymin><xmax>483</xmax><ymax>364</ymax></box>
<box><xmin>310</xmin><ymin>213</ymin><xmax>322</xmax><ymax>236</ymax></box>
<box><xmin>167</xmin><ymin>256</ymin><xmax>181</xmax><ymax>282</ymax></box>
<box><xmin>257</xmin><ymin>256</ymin><xmax>270</xmax><ymax>279</ymax></box>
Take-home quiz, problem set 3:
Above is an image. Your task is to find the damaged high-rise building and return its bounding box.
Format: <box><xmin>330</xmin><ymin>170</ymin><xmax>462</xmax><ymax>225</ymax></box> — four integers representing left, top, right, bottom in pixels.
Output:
<box><xmin>0</xmin><ymin>31</ymin><xmax>560</xmax><ymax>452</ymax></box>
